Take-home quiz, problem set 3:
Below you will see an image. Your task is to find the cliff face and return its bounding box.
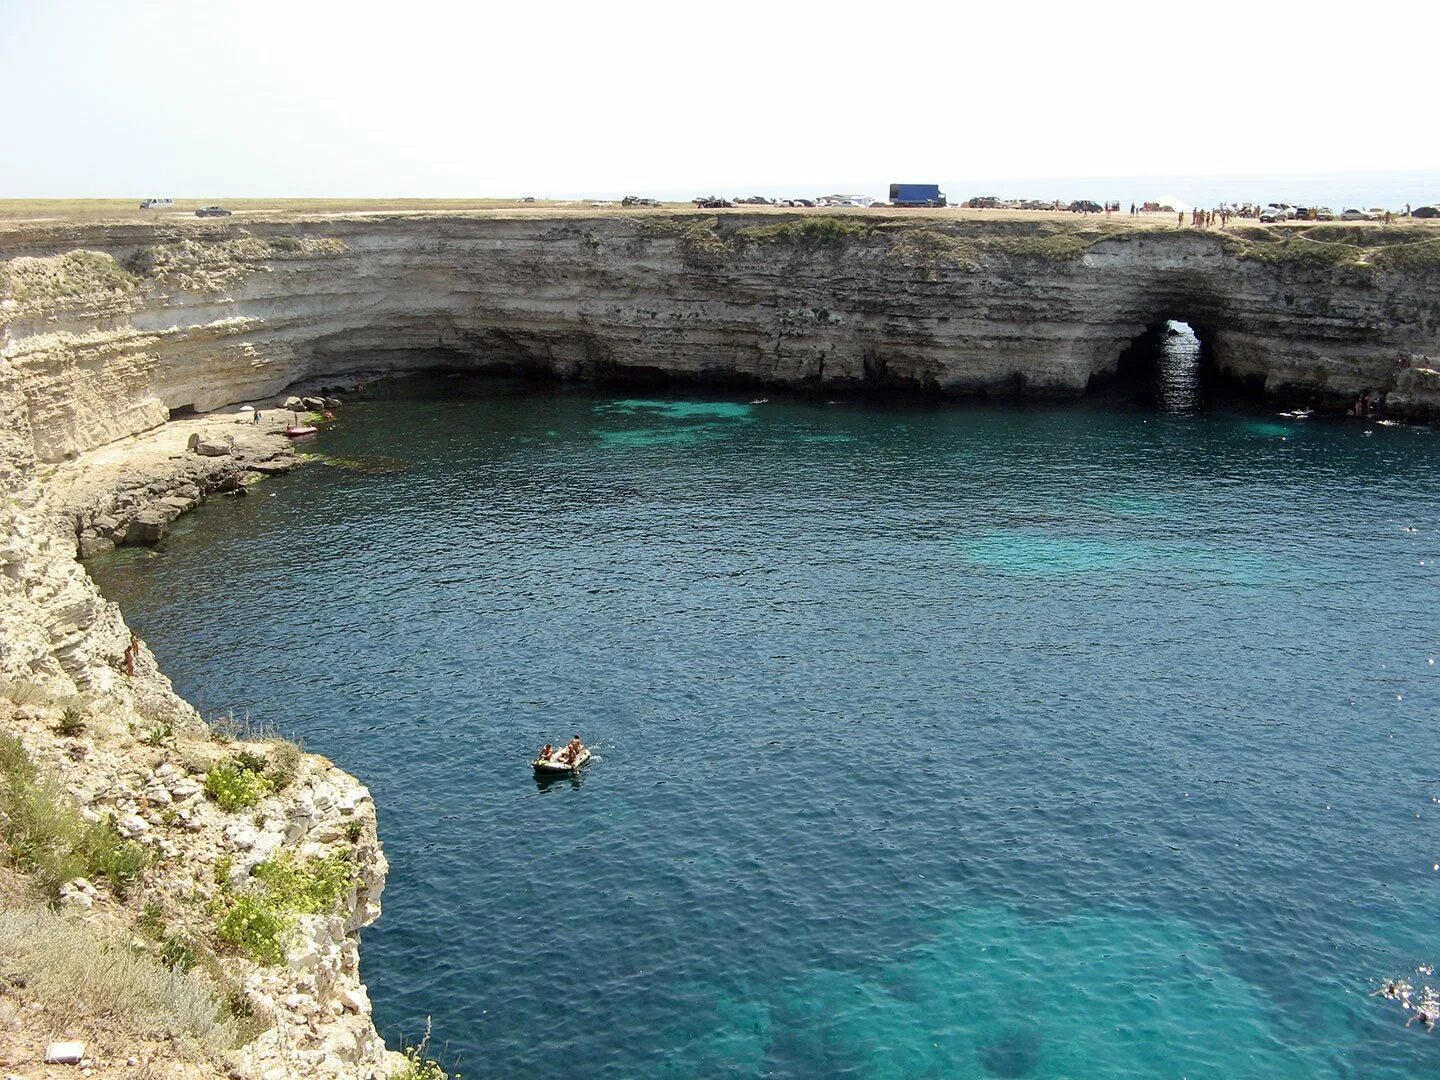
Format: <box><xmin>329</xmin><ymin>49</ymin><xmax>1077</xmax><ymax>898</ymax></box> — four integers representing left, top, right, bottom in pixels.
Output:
<box><xmin>0</xmin><ymin>247</ymin><xmax>398</xmax><ymax>1075</ymax></box>
<box><xmin>3</xmin><ymin>213</ymin><xmax>1439</xmax><ymax>464</ymax></box>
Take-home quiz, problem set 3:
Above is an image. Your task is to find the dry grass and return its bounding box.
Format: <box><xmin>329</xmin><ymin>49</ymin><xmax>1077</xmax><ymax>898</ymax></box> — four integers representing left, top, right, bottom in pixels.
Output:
<box><xmin>0</xmin><ymin>250</ymin><xmax>137</xmax><ymax>314</ymax></box>
<box><xmin>0</xmin><ymin>904</ymin><xmax>240</xmax><ymax>1055</ymax></box>
<box><xmin>0</xmin><ymin>732</ymin><xmax>149</xmax><ymax>899</ymax></box>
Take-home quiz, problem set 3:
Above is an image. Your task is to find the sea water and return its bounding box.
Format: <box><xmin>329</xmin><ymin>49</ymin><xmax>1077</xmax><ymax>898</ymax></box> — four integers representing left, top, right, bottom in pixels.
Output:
<box><xmin>89</xmin><ymin>373</ymin><xmax>1440</xmax><ymax>1078</ymax></box>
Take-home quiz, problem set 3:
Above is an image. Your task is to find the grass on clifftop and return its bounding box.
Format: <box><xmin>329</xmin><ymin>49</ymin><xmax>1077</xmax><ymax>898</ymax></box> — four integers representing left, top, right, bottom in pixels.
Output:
<box><xmin>0</xmin><ymin>903</ymin><xmax>241</xmax><ymax>1055</ymax></box>
<box><xmin>1223</xmin><ymin>224</ymin><xmax>1440</xmax><ymax>271</ymax></box>
<box><xmin>0</xmin><ymin>250</ymin><xmax>137</xmax><ymax>315</ymax></box>
<box><xmin>735</xmin><ymin>216</ymin><xmax>877</xmax><ymax>248</ymax></box>
<box><xmin>643</xmin><ymin>213</ymin><xmax>1109</xmax><ymax>269</ymax></box>
<box><xmin>0</xmin><ymin>733</ymin><xmax>149</xmax><ymax>899</ymax></box>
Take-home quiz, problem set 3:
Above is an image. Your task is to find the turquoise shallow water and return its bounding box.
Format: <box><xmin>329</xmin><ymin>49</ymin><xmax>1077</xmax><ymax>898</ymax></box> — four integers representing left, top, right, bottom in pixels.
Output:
<box><xmin>89</xmin><ymin>376</ymin><xmax>1440</xmax><ymax>1078</ymax></box>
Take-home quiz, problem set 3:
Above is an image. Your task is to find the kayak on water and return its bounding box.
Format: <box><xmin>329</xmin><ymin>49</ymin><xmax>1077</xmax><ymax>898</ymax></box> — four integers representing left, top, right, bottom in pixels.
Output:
<box><xmin>533</xmin><ymin>747</ymin><xmax>591</xmax><ymax>774</ymax></box>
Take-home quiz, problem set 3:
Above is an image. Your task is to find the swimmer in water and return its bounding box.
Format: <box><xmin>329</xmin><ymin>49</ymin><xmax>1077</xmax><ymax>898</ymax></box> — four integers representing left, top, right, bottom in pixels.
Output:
<box><xmin>1373</xmin><ymin>979</ymin><xmax>1411</xmax><ymax>1000</ymax></box>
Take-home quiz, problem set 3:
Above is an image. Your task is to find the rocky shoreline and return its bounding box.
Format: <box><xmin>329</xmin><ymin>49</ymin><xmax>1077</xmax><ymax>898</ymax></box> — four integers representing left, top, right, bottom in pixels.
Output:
<box><xmin>0</xmin><ymin>381</ymin><xmax>404</xmax><ymax>1077</ymax></box>
<box><xmin>56</xmin><ymin>417</ymin><xmax>301</xmax><ymax>561</ymax></box>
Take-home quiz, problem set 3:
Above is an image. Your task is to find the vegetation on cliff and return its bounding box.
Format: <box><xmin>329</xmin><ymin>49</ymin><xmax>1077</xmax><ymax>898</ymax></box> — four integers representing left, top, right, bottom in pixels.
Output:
<box><xmin>0</xmin><ymin>731</ymin><xmax>148</xmax><ymax>899</ymax></box>
<box><xmin>735</xmin><ymin>216</ymin><xmax>877</xmax><ymax>248</ymax></box>
<box><xmin>127</xmin><ymin>234</ymin><xmax>347</xmax><ymax>292</ymax></box>
<box><xmin>641</xmin><ymin>213</ymin><xmax>1113</xmax><ymax>270</ymax></box>
<box><xmin>214</xmin><ymin>851</ymin><xmax>357</xmax><ymax>965</ymax></box>
<box><xmin>0</xmin><ymin>680</ymin><xmax>390</xmax><ymax>1075</ymax></box>
<box><xmin>0</xmin><ymin>902</ymin><xmax>242</xmax><ymax>1055</ymax></box>
<box><xmin>0</xmin><ymin>250</ymin><xmax>137</xmax><ymax>315</ymax></box>
<box><xmin>1223</xmin><ymin>224</ymin><xmax>1440</xmax><ymax>273</ymax></box>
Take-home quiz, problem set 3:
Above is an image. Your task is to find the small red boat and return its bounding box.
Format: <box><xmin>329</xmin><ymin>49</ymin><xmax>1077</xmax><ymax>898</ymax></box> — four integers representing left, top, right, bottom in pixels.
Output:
<box><xmin>283</xmin><ymin>425</ymin><xmax>318</xmax><ymax>438</ymax></box>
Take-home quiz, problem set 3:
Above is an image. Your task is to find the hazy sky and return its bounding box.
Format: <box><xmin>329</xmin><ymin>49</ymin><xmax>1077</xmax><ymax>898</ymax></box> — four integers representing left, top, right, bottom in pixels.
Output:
<box><xmin>3</xmin><ymin>0</ymin><xmax>1436</xmax><ymax>198</ymax></box>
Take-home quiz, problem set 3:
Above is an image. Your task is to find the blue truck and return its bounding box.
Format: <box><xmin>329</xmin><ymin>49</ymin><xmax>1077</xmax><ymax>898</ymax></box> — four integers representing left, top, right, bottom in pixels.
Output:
<box><xmin>888</xmin><ymin>183</ymin><xmax>946</xmax><ymax>208</ymax></box>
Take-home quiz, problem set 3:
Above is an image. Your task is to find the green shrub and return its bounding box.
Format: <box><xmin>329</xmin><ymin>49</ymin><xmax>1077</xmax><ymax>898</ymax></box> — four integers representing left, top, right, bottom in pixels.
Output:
<box><xmin>203</xmin><ymin>760</ymin><xmax>275</xmax><ymax>812</ymax></box>
<box><xmin>395</xmin><ymin>1019</ymin><xmax>452</xmax><ymax>1080</ymax></box>
<box><xmin>56</xmin><ymin>706</ymin><xmax>86</xmax><ymax>737</ymax></box>
<box><xmin>214</xmin><ymin>852</ymin><xmax>356</xmax><ymax>966</ymax></box>
<box><xmin>251</xmin><ymin>851</ymin><xmax>356</xmax><ymax>915</ymax></box>
<box><xmin>232</xmin><ymin>749</ymin><xmax>269</xmax><ymax>775</ymax></box>
<box><xmin>0</xmin><ymin>734</ymin><xmax>148</xmax><ymax>898</ymax></box>
<box><xmin>141</xmin><ymin>722</ymin><xmax>173</xmax><ymax>746</ymax></box>
<box><xmin>344</xmin><ymin>820</ymin><xmax>364</xmax><ymax>843</ymax></box>
<box><xmin>216</xmin><ymin>894</ymin><xmax>291</xmax><ymax>966</ymax></box>
<box><xmin>138</xmin><ymin>901</ymin><xmax>198</xmax><ymax>971</ymax></box>
<box><xmin>738</xmin><ymin>216</ymin><xmax>874</xmax><ymax>248</ymax></box>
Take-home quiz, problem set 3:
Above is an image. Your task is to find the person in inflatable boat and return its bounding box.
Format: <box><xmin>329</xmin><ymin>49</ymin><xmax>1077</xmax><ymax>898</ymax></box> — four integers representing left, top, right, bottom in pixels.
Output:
<box><xmin>561</xmin><ymin>735</ymin><xmax>584</xmax><ymax>764</ymax></box>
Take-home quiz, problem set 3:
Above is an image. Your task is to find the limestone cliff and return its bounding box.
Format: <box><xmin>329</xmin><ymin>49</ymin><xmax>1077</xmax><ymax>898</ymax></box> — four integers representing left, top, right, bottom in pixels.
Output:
<box><xmin>0</xmin><ymin>334</ymin><xmax>398</xmax><ymax>1074</ymax></box>
<box><xmin>3</xmin><ymin>213</ymin><xmax>1439</xmax><ymax>467</ymax></box>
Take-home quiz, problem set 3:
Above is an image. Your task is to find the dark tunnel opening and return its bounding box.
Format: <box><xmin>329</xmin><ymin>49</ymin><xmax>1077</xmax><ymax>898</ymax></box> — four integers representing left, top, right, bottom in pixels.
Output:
<box><xmin>1112</xmin><ymin>320</ymin><xmax>1214</xmax><ymax>414</ymax></box>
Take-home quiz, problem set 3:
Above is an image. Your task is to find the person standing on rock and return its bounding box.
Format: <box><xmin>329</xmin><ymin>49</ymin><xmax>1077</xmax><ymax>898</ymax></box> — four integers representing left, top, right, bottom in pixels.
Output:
<box><xmin>123</xmin><ymin>630</ymin><xmax>141</xmax><ymax>677</ymax></box>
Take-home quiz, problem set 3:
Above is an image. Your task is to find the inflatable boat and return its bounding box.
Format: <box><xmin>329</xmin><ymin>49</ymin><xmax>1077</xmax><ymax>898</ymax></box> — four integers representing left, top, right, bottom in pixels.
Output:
<box><xmin>533</xmin><ymin>747</ymin><xmax>591</xmax><ymax>774</ymax></box>
<box><xmin>283</xmin><ymin>425</ymin><xmax>319</xmax><ymax>438</ymax></box>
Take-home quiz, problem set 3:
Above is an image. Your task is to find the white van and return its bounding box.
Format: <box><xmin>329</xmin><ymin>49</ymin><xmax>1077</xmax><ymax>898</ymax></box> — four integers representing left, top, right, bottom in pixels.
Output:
<box><xmin>139</xmin><ymin>198</ymin><xmax>174</xmax><ymax>209</ymax></box>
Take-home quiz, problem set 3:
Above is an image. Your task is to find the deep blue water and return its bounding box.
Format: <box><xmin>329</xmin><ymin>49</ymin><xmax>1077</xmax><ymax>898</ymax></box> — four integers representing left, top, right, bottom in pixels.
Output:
<box><xmin>89</xmin><ymin>369</ymin><xmax>1440</xmax><ymax>1078</ymax></box>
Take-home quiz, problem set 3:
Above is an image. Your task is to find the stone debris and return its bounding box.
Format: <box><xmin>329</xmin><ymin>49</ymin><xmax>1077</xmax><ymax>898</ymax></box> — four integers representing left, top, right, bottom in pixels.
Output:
<box><xmin>44</xmin><ymin>1041</ymin><xmax>85</xmax><ymax>1064</ymax></box>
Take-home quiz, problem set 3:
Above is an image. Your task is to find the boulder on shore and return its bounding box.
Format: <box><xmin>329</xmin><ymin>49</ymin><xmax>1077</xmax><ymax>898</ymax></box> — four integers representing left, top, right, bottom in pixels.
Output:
<box><xmin>124</xmin><ymin>506</ymin><xmax>178</xmax><ymax>545</ymax></box>
<box><xmin>282</xmin><ymin>395</ymin><xmax>304</xmax><ymax>411</ymax></box>
<box><xmin>193</xmin><ymin>434</ymin><xmax>233</xmax><ymax>457</ymax></box>
<box><xmin>77</xmin><ymin>535</ymin><xmax>115</xmax><ymax>560</ymax></box>
<box><xmin>302</xmin><ymin>396</ymin><xmax>327</xmax><ymax>411</ymax></box>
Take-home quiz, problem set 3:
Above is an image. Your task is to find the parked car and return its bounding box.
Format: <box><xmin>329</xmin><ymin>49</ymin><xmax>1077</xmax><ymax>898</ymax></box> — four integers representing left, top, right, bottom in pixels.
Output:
<box><xmin>1412</xmin><ymin>206</ymin><xmax>1440</xmax><ymax>219</ymax></box>
<box><xmin>621</xmin><ymin>195</ymin><xmax>661</xmax><ymax>207</ymax></box>
<box><xmin>139</xmin><ymin>198</ymin><xmax>173</xmax><ymax>210</ymax></box>
<box><xmin>1259</xmin><ymin>206</ymin><xmax>1285</xmax><ymax>223</ymax></box>
<box><xmin>195</xmin><ymin>206</ymin><xmax>232</xmax><ymax>217</ymax></box>
<box><xmin>792</xmin><ymin>198</ymin><xmax>815</xmax><ymax>208</ymax></box>
<box><xmin>1340</xmin><ymin>208</ymin><xmax>1373</xmax><ymax>221</ymax></box>
<box><xmin>516</xmin><ymin>196</ymin><xmax>536</xmax><ymax>203</ymax></box>
<box><xmin>1314</xmin><ymin>207</ymin><xmax>1336</xmax><ymax>221</ymax></box>
<box><xmin>692</xmin><ymin>196</ymin><xmax>733</xmax><ymax>209</ymax></box>
<box><xmin>1068</xmin><ymin>200</ymin><xmax>1103</xmax><ymax>214</ymax></box>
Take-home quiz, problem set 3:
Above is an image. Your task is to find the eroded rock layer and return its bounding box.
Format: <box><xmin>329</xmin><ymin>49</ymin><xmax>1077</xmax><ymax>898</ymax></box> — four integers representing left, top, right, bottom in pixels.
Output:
<box><xmin>4</xmin><ymin>214</ymin><xmax>1440</xmax><ymax>464</ymax></box>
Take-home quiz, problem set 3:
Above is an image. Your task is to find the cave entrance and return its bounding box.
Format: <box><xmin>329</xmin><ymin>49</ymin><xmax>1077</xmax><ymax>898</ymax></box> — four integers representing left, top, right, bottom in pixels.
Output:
<box><xmin>168</xmin><ymin>403</ymin><xmax>198</xmax><ymax>421</ymax></box>
<box><xmin>1113</xmin><ymin>320</ymin><xmax>1209</xmax><ymax>414</ymax></box>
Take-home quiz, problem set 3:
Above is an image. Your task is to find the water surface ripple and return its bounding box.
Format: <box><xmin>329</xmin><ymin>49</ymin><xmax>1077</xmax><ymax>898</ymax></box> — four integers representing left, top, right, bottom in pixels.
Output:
<box><xmin>89</xmin><ymin>379</ymin><xmax>1440</xmax><ymax>1078</ymax></box>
